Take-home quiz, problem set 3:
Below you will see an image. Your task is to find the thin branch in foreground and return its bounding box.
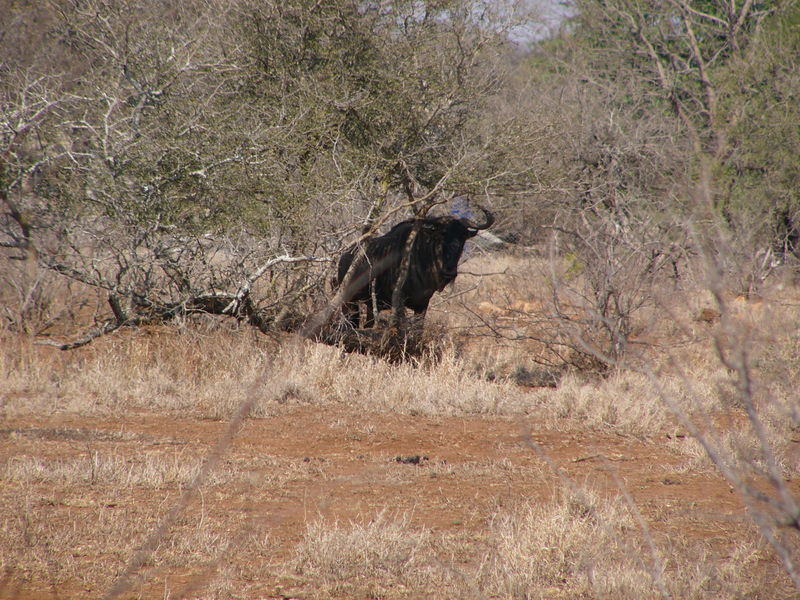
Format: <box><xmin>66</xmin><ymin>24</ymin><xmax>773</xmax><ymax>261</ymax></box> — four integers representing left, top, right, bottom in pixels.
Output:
<box><xmin>520</xmin><ymin>426</ymin><xmax>672</xmax><ymax>599</ymax></box>
<box><xmin>102</xmin><ymin>356</ymin><xmax>275</xmax><ymax>600</ymax></box>
<box><xmin>639</xmin><ymin>359</ymin><xmax>800</xmax><ymax>591</ymax></box>
<box><xmin>603</xmin><ymin>457</ymin><xmax>672</xmax><ymax>600</ymax></box>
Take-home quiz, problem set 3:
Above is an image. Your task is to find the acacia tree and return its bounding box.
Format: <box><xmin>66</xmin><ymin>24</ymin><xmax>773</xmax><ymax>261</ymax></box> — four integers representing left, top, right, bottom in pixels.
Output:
<box><xmin>0</xmin><ymin>0</ymin><xmax>536</xmax><ymax>344</ymax></box>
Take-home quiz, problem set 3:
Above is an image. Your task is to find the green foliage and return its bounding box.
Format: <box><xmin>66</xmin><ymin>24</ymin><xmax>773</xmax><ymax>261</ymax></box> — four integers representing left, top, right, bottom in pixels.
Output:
<box><xmin>4</xmin><ymin>0</ymin><xmax>514</xmax><ymax>235</ymax></box>
<box><xmin>561</xmin><ymin>0</ymin><xmax>800</xmax><ymax>256</ymax></box>
<box><xmin>717</xmin><ymin>2</ymin><xmax>800</xmax><ymax>244</ymax></box>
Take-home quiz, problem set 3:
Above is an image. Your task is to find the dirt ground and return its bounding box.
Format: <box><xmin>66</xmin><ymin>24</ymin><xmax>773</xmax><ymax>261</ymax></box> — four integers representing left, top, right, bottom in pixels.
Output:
<box><xmin>3</xmin><ymin>281</ymin><xmax>799</xmax><ymax>598</ymax></box>
<box><xmin>0</xmin><ymin>398</ymin><xmax>776</xmax><ymax>599</ymax></box>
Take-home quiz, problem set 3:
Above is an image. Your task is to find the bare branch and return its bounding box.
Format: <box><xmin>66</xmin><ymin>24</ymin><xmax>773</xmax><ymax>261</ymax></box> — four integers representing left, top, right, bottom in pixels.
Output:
<box><xmin>222</xmin><ymin>255</ymin><xmax>330</xmax><ymax>316</ymax></box>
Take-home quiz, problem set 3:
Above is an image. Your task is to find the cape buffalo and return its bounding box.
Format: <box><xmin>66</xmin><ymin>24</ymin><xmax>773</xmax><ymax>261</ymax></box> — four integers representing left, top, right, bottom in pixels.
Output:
<box><xmin>336</xmin><ymin>205</ymin><xmax>494</xmax><ymax>328</ymax></box>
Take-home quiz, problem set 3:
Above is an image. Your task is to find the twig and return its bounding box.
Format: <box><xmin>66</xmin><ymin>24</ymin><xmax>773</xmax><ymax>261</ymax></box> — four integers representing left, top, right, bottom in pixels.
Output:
<box><xmin>103</xmin><ymin>359</ymin><xmax>271</xmax><ymax>600</ymax></box>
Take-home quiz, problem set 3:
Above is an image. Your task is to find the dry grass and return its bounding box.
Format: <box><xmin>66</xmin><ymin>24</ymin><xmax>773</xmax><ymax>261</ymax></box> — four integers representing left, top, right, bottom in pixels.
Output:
<box><xmin>542</xmin><ymin>371</ymin><xmax>682</xmax><ymax>436</ymax></box>
<box><xmin>486</xmin><ymin>487</ymin><xmax>647</xmax><ymax>598</ymax></box>
<box><xmin>0</xmin><ymin>488</ymin><xmax>270</xmax><ymax>595</ymax></box>
<box><xmin>286</xmin><ymin>487</ymin><xmax>785</xmax><ymax>600</ymax></box>
<box><xmin>0</xmin><ymin>327</ymin><xmax>278</xmax><ymax>419</ymax></box>
<box><xmin>3</xmin><ymin>452</ymin><xmax>214</xmax><ymax>487</ymax></box>
<box><xmin>1</xmin><ymin>326</ymin><xmax>533</xmax><ymax>421</ymax></box>
<box><xmin>292</xmin><ymin>511</ymin><xmax>447</xmax><ymax>598</ymax></box>
<box><xmin>484</xmin><ymin>487</ymin><xmax>782</xmax><ymax>600</ymax></box>
<box><xmin>271</xmin><ymin>342</ymin><xmax>534</xmax><ymax>417</ymax></box>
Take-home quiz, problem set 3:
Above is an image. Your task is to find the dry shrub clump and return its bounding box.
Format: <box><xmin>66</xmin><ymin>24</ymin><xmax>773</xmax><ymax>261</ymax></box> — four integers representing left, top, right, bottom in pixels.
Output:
<box><xmin>547</xmin><ymin>371</ymin><xmax>683</xmax><ymax>436</ymax></box>
<box><xmin>670</xmin><ymin>416</ymin><xmax>800</xmax><ymax>480</ymax></box>
<box><xmin>486</xmin><ymin>487</ymin><xmax>654</xmax><ymax>598</ymax></box>
<box><xmin>288</xmin><ymin>489</ymin><xmax>781</xmax><ymax>600</ymax></box>
<box><xmin>269</xmin><ymin>341</ymin><xmax>532</xmax><ymax>418</ymax></box>
<box><xmin>293</xmin><ymin>511</ymin><xmax>450</xmax><ymax>598</ymax></box>
<box><xmin>484</xmin><ymin>487</ymin><xmax>779</xmax><ymax>600</ymax></box>
<box><xmin>0</xmin><ymin>326</ymin><xmax>275</xmax><ymax>419</ymax></box>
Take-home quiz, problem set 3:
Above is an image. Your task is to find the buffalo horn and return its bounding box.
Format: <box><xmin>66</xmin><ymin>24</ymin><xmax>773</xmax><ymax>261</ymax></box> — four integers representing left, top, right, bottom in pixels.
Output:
<box><xmin>461</xmin><ymin>205</ymin><xmax>495</xmax><ymax>230</ymax></box>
